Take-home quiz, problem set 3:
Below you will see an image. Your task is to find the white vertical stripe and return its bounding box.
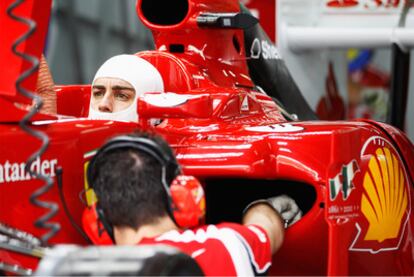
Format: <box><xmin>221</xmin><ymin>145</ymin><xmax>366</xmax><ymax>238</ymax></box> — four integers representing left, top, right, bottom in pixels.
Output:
<box><xmin>234</xmin><ymin>232</ymin><xmax>272</xmax><ymax>274</ymax></box>
<box><xmin>156</xmin><ymin>225</ymin><xmax>255</xmax><ymax>276</ymax></box>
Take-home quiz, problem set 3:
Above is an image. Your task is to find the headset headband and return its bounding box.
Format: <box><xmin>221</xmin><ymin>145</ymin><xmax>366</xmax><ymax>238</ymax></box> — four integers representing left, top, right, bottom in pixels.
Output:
<box><xmin>88</xmin><ymin>135</ymin><xmax>179</xmax><ymax>183</ymax></box>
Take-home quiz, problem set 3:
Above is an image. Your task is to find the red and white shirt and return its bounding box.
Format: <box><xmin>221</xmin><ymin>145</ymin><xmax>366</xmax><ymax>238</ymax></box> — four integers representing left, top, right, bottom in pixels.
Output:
<box><xmin>139</xmin><ymin>223</ymin><xmax>272</xmax><ymax>276</ymax></box>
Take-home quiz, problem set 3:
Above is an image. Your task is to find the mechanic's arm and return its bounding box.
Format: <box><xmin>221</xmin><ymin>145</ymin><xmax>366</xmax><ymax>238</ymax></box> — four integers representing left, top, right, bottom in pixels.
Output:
<box><xmin>242</xmin><ymin>202</ymin><xmax>285</xmax><ymax>255</ymax></box>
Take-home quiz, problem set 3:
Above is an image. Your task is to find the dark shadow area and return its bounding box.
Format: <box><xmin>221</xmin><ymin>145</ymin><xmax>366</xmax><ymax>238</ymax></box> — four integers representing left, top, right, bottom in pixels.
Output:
<box><xmin>205</xmin><ymin>178</ymin><xmax>317</xmax><ymax>224</ymax></box>
<box><xmin>141</xmin><ymin>0</ymin><xmax>189</xmax><ymax>26</ymax></box>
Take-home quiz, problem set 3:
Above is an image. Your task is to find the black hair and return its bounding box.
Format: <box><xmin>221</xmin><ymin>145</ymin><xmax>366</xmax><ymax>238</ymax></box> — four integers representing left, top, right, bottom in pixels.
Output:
<box><xmin>91</xmin><ymin>131</ymin><xmax>179</xmax><ymax>229</ymax></box>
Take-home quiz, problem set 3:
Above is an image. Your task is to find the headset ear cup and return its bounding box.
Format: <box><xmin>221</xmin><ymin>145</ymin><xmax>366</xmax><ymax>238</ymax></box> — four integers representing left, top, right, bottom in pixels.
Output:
<box><xmin>82</xmin><ymin>204</ymin><xmax>114</xmax><ymax>245</ymax></box>
<box><xmin>170</xmin><ymin>175</ymin><xmax>205</xmax><ymax>228</ymax></box>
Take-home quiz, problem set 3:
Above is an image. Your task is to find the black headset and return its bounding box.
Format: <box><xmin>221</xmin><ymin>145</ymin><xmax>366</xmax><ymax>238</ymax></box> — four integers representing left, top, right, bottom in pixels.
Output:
<box><xmin>86</xmin><ymin>135</ymin><xmax>181</xmax><ymax>240</ymax></box>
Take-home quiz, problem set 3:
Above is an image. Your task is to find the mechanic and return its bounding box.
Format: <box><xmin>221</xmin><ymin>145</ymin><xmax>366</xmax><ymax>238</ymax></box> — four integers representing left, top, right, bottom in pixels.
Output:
<box><xmin>87</xmin><ymin>131</ymin><xmax>301</xmax><ymax>275</ymax></box>
<box><xmin>88</xmin><ymin>54</ymin><xmax>164</xmax><ymax>122</ymax></box>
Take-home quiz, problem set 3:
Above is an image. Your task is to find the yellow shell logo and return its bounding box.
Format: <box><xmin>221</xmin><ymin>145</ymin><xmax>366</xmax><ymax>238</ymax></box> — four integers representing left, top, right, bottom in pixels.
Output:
<box><xmin>361</xmin><ymin>147</ymin><xmax>408</xmax><ymax>243</ymax></box>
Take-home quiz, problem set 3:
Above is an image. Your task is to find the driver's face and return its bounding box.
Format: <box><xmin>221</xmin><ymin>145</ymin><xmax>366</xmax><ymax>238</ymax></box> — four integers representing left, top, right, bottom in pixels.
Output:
<box><xmin>91</xmin><ymin>77</ymin><xmax>136</xmax><ymax>113</ymax></box>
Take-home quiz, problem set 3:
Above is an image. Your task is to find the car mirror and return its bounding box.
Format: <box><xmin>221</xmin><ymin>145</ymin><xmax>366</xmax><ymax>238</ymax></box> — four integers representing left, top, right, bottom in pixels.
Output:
<box><xmin>138</xmin><ymin>92</ymin><xmax>212</xmax><ymax>119</ymax></box>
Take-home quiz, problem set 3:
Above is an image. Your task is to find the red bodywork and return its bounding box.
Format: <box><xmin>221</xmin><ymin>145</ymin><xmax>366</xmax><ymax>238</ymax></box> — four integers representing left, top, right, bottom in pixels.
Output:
<box><xmin>0</xmin><ymin>0</ymin><xmax>413</xmax><ymax>275</ymax></box>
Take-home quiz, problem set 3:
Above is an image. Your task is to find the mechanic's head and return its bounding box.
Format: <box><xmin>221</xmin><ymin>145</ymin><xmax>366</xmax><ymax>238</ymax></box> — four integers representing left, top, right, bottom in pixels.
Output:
<box><xmin>89</xmin><ymin>54</ymin><xmax>164</xmax><ymax>122</ymax></box>
<box><xmin>90</xmin><ymin>131</ymin><xmax>179</xmax><ymax>229</ymax></box>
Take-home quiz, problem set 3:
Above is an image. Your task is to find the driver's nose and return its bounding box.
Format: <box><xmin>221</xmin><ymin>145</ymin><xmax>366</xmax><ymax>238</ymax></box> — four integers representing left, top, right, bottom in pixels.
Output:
<box><xmin>98</xmin><ymin>91</ymin><xmax>113</xmax><ymax>113</ymax></box>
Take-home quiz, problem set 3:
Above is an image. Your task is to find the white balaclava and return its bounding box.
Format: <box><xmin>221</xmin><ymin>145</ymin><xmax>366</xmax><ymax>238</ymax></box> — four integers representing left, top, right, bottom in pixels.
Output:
<box><xmin>88</xmin><ymin>54</ymin><xmax>164</xmax><ymax>122</ymax></box>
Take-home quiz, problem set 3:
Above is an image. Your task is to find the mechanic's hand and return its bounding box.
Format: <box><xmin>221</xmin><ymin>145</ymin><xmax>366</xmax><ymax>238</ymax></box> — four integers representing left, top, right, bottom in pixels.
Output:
<box><xmin>267</xmin><ymin>195</ymin><xmax>302</xmax><ymax>227</ymax></box>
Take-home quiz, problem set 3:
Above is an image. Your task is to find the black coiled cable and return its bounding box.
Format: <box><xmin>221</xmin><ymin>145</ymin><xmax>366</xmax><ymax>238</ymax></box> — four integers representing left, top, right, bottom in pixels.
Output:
<box><xmin>398</xmin><ymin>0</ymin><xmax>414</xmax><ymax>28</ymax></box>
<box><xmin>6</xmin><ymin>0</ymin><xmax>60</xmax><ymax>245</ymax></box>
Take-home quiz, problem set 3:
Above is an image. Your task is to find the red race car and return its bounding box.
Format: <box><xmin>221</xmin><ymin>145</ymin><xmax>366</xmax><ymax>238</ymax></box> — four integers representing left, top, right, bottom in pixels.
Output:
<box><xmin>0</xmin><ymin>0</ymin><xmax>413</xmax><ymax>275</ymax></box>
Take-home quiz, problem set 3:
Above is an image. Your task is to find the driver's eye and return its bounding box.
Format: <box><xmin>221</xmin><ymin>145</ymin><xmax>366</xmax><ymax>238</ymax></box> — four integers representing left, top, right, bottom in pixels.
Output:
<box><xmin>93</xmin><ymin>90</ymin><xmax>104</xmax><ymax>98</ymax></box>
<box><xmin>115</xmin><ymin>92</ymin><xmax>129</xmax><ymax>101</ymax></box>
